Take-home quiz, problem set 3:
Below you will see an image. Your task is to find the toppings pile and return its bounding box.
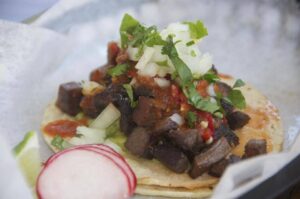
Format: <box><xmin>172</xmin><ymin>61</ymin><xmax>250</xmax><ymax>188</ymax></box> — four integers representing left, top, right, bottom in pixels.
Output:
<box><xmin>46</xmin><ymin>14</ymin><xmax>268</xmax><ymax>179</ymax></box>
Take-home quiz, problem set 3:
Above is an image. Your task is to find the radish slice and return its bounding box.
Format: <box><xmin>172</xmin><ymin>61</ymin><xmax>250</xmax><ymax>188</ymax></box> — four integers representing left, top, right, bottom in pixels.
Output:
<box><xmin>37</xmin><ymin>148</ymin><xmax>130</xmax><ymax>199</ymax></box>
<box><xmin>79</xmin><ymin>145</ymin><xmax>136</xmax><ymax>194</ymax></box>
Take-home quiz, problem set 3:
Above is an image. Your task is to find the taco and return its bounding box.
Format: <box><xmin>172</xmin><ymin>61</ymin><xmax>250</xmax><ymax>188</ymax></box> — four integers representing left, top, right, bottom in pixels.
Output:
<box><xmin>41</xmin><ymin>14</ymin><xmax>283</xmax><ymax>198</ymax></box>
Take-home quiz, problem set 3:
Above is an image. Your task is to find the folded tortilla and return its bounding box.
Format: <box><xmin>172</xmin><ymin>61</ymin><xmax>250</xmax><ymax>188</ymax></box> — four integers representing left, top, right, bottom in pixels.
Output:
<box><xmin>41</xmin><ymin>77</ymin><xmax>283</xmax><ymax>198</ymax></box>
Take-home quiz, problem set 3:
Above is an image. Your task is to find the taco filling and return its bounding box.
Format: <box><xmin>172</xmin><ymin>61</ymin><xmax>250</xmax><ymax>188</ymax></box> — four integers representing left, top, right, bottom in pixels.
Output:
<box><xmin>41</xmin><ymin>14</ymin><xmax>283</xmax><ymax>197</ymax></box>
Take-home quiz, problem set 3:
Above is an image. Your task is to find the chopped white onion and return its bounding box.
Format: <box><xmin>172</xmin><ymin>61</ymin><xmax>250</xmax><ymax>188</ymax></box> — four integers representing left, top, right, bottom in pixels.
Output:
<box><xmin>135</xmin><ymin>47</ymin><xmax>155</xmax><ymax>70</ymax></box>
<box><xmin>170</xmin><ymin>113</ymin><xmax>184</xmax><ymax>126</ymax></box>
<box><xmin>81</xmin><ymin>81</ymin><xmax>104</xmax><ymax>96</ymax></box>
<box><xmin>154</xmin><ymin>77</ymin><xmax>170</xmax><ymax>88</ymax></box>
<box><xmin>207</xmin><ymin>84</ymin><xmax>215</xmax><ymax>96</ymax></box>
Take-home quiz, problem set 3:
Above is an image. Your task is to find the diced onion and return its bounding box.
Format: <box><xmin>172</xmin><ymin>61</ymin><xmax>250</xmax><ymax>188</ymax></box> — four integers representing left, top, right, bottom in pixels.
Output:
<box><xmin>90</xmin><ymin>103</ymin><xmax>121</xmax><ymax>129</ymax></box>
<box><xmin>170</xmin><ymin>113</ymin><xmax>184</xmax><ymax>126</ymax></box>
<box><xmin>154</xmin><ymin>77</ymin><xmax>170</xmax><ymax>88</ymax></box>
<box><xmin>69</xmin><ymin>126</ymin><xmax>106</xmax><ymax>145</ymax></box>
<box><xmin>81</xmin><ymin>81</ymin><xmax>104</xmax><ymax>96</ymax></box>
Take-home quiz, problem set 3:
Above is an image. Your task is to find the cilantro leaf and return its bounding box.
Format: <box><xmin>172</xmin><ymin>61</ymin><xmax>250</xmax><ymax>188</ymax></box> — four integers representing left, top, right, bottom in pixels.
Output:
<box><xmin>187</xmin><ymin>111</ymin><xmax>197</xmax><ymax>128</ymax></box>
<box><xmin>186</xmin><ymin>40</ymin><xmax>195</xmax><ymax>46</ymax></box>
<box><xmin>107</xmin><ymin>64</ymin><xmax>130</xmax><ymax>77</ymax></box>
<box><xmin>233</xmin><ymin>79</ymin><xmax>245</xmax><ymax>88</ymax></box>
<box><xmin>202</xmin><ymin>73</ymin><xmax>220</xmax><ymax>83</ymax></box>
<box><xmin>51</xmin><ymin>135</ymin><xmax>65</xmax><ymax>150</ymax></box>
<box><xmin>162</xmin><ymin>36</ymin><xmax>220</xmax><ymax>113</ymax></box>
<box><xmin>162</xmin><ymin>36</ymin><xmax>192</xmax><ymax>85</ymax></box>
<box><xmin>184</xmin><ymin>20</ymin><xmax>208</xmax><ymax>40</ymax></box>
<box><xmin>123</xmin><ymin>84</ymin><xmax>137</xmax><ymax>107</ymax></box>
<box><xmin>228</xmin><ymin>89</ymin><xmax>246</xmax><ymax>109</ymax></box>
<box><xmin>120</xmin><ymin>14</ymin><xmax>140</xmax><ymax>48</ymax></box>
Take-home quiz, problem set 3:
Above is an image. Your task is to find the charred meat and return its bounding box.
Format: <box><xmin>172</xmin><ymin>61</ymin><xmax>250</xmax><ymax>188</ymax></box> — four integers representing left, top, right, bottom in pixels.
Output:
<box><xmin>153</xmin><ymin>143</ymin><xmax>189</xmax><ymax>173</ymax></box>
<box><xmin>125</xmin><ymin>127</ymin><xmax>151</xmax><ymax>157</ymax></box>
<box><xmin>243</xmin><ymin>139</ymin><xmax>267</xmax><ymax>158</ymax></box>
<box><xmin>167</xmin><ymin>128</ymin><xmax>204</xmax><ymax>153</ymax></box>
<box><xmin>189</xmin><ymin>137</ymin><xmax>232</xmax><ymax>178</ymax></box>
<box><xmin>226</xmin><ymin>111</ymin><xmax>251</xmax><ymax>130</ymax></box>
<box><xmin>56</xmin><ymin>82</ymin><xmax>83</xmax><ymax>116</ymax></box>
<box><xmin>208</xmin><ymin>154</ymin><xmax>241</xmax><ymax>177</ymax></box>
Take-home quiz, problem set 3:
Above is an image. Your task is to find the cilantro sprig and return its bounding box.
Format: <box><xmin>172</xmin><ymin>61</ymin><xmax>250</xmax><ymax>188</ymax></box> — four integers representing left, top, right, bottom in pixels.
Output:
<box><xmin>107</xmin><ymin>63</ymin><xmax>130</xmax><ymax>77</ymax></box>
<box><xmin>184</xmin><ymin>20</ymin><xmax>208</xmax><ymax>40</ymax></box>
<box><xmin>119</xmin><ymin>14</ymin><xmax>164</xmax><ymax>58</ymax></box>
<box><xmin>162</xmin><ymin>36</ymin><xmax>219</xmax><ymax>113</ymax></box>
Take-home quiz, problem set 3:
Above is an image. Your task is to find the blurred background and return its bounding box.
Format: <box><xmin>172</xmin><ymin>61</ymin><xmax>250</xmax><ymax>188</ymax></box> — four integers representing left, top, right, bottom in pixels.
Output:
<box><xmin>0</xmin><ymin>0</ymin><xmax>58</xmax><ymax>21</ymax></box>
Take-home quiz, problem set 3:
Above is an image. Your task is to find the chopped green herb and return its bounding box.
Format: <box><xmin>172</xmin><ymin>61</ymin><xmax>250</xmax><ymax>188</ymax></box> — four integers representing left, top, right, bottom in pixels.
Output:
<box><xmin>51</xmin><ymin>135</ymin><xmax>65</xmax><ymax>150</ymax></box>
<box><xmin>162</xmin><ymin>36</ymin><xmax>220</xmax><ymax>113</ymax></box>
<box><xmin>228</xmin><ymin>89</ymin><xmax>246</xmax><ymax>109</ymax></box>
<box><xmin>187</xmin><ymin>111</ymin><xmax>197</xmax><ymax>128</ymax></box>
<box><xmin>233</xmin><ymin>79</ymin><xmax>245</xmax><ymax>88</ymax></box>
<box><xmin>123</xmin><ymin>84</ymin><xmax>137</xmax><ymax>107</ymax></box>
<box><xmin>156</xmin><ymin>60</ymin><xmax>169</xmax><ymax>67</ymax></box>
<box><xmin>107</xmin><ymin>64</ymin><xmax>130</xmax><ymax>77</ymax></box>
<box><xmin>186</xmin><ymin>40</ymin><xmax>195</xmax><ymax>46</ymax></box>
<box><xmin>190</xmin><ymin>50</ymin><xmax>196</xmax><ymax>57</ymax></box>
<box><xmin>120</xmin><ymin>14</ymin><xmax>140</xmax><ymax>48</ymax></box>
<box><xmin>202</xmin><ymin>73</ymin><xmax>220</xmax><ymax>83</ymax></box>
<box><xmin>184</xmin><ymin>20</ymin><xmax>208</xmax><ymax>40</ymax></box>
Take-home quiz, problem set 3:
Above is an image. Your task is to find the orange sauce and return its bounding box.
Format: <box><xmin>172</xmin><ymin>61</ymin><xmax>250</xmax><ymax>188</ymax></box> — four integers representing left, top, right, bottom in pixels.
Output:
<box><xmin>43</xmin><ymin>119</ymin><xmax>86</xmax><ymax>138</ymax></box>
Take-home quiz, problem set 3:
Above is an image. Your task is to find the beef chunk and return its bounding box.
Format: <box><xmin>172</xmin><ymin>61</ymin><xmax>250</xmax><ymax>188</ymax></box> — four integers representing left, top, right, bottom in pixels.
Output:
<box><xmin>208</xmin><ymin>154</ymin><xmax>241</xmax><ymax>177</ymax></box>
<box><xmin>220</xmin><ymin>99</ymin><xmax>234</xmax><ymax>115</ymax></box>
<box><xmin>132</xmin><ymin>96</ymin><xmax>163</xmax><ymax>127</ymax></box>
<box><xmin>189</xmin><ymin>137</ymin><xmax>232</xmax><ymax>178</ymax></box>
<box><xmin>215</xmin><ymin>82</ymin><xmax>232</xmax><ymax>97</ymax></box>
<box><xmin>56</xmin><ymin>82</ymin><xmax>83</xmax><ymax>116</ymax></box>
<box><xmin>80</xmin><ymin>84</ymin><xmax>127</xmax><ymax>119</ymax></box>
<box><xmin>214</xmin><ymin>124</ymin><xmax>239</xmax><ymax>147</ymax></box>
<box><xmin>227</xmin><ymin>111</ymin><xmax>250</xmax><ymax>130</ymax></box>
<box><xmin>167</xmin><ymin>128</ymin><xmax>204</xmax><ymax>153</ymax></box>
<box><xmin>134</xmin><ymin>86</ymin><xmax>154</xmax><ymax>98</ymax></box>
<box><xmin>80</xmin><ymin>95</ymin><xmax>102</xmax><ymax>118</ymax></box>
<box><xmin>153</xmin><ymin>144</ymin><xmax>189</xmax><ymax>173</ymax></box>
<box><xmin>243</xmin><ymin>139</ymin><xmax>267</xmax><ymax>158</ymax></box>
<box><xmin>153</xmin><ymin>118</ymin><xmax>178</xmax><ymax>135</ymax></box>
<box><xmin>125</xmin><ymin>127</ymin><xmax>151</xmax><ymax>157</ymax></box>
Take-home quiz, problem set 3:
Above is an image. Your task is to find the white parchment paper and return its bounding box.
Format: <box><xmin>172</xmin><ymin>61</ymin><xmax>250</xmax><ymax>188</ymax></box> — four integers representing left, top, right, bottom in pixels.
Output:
<box><xmin>0</xmin><ymin>0</ymin><xmax>300</xmax><ymax>198</ymax></box>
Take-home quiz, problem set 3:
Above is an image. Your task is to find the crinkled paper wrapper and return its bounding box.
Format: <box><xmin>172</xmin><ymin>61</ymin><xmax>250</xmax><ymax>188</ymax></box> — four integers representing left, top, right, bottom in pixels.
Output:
<box><xmin>0</xmin><ymin>0</ymin><xmax>300</xmax><ymax>198</ymax></box>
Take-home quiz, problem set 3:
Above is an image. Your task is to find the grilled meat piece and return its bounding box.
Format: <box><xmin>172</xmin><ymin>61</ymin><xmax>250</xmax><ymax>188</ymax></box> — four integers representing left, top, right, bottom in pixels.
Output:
<box><xmin>243</xmin><ymin>139</ymin><xmax>267</xmax><ymax>159</ymax></box>
<box><xmin>189</xmin><ymin>137</ymin><xmax>232</xmax><ymax>178</ymax></box>
<box><xmin>80</xmin><ymin>95</ymin><xmax>102</xmax><ymax>118</ymax></box>
<box><xmin>227</xmin><ymin>111</ymin><xmax>250</xmax><ymax>130</ymax></box>
<box><xmin>153</xmin><ymin>143</ymin><xmax>189</xmax><ymax>173</ymax></box>
<box><xmin>56</xmin><ymin>82</ymin><xmax>83</xmax><ymax>116</ymax></box>
<box><xmin>132</xmin><ymin>96</ymin><xmax>163</xmax><ymax>127</ymax></box>
<box><xmin>125</xmin><ymin>127</ymin><xmax>151</xmax><ymax>157</ymax></box>
<box><xmin>208</xmin><ymin>154</ymin><xmax>241</xmax><ymax>177</ymax></box>
<box><xmin>167</xmin><ymin>128</ymin><xmax>204</xmax><ymax>153</ymax></box>
<box><xmin>153</xmin><ymin>118</ymin><xmax>178</xmax><ymax>135</ymax></box>
<box><xmin>134</xmin><ymin>86</ymin><xmax>154</xmax><ymax>98</ymax></box>
<box><xmin>214</xmin><ymin>124</ymin><xmax>239</xmax><ymax>147</ymax></box>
